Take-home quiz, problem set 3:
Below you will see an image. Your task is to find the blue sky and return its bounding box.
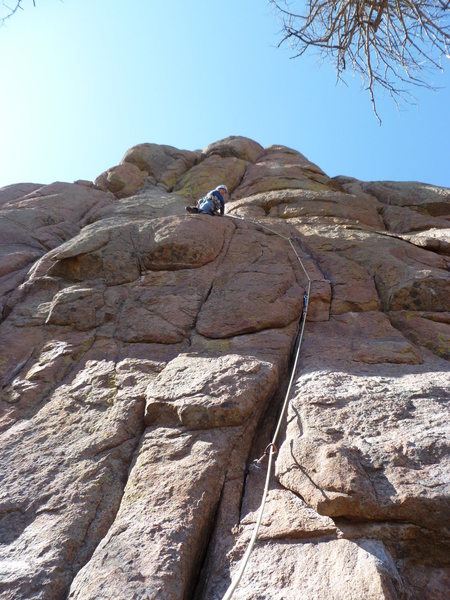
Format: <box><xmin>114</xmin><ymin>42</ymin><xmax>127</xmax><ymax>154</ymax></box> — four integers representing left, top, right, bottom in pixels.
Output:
<box><xmin>0</xmin><ymin>0</ymin><xmax>449</xmax><ymax>188</ymax></box>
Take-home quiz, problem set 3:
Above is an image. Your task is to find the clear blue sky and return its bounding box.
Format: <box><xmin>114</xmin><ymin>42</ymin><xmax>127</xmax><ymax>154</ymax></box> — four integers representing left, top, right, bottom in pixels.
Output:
<box><xmin>1</xmin><ymin>0</ymin><xmax>449</xmax><ymax>188</ymax></box>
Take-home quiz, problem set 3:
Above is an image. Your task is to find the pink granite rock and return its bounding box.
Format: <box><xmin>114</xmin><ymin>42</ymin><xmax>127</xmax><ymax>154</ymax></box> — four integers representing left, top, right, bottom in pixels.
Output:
<box><xmin>232</xmin><ymin>146</ymin><xmax>335</xmax><ymax>200</ymax></box>
<box><xmin>94</xmin><ymin>162</ymin><xmax>147</xmax><ymax>198</ymax></box>
<box><xmin>173</xmin><ymin>154</ymin><xmax>248</xmax><ymax>200</ymax></box>
<box><xmin>203</xmin><ymin>135</ymin><xmax>264</xmax><ymax>163</ymax></box>
<box><xmin>0</xmin><ymin>140</ymin><xmax>449</xmax><ymax>600</ymax></box>
<box><xmin>121</xmin><ymin>142</ymin><xmax>200</xmax><ymax>189</ymax></box>
<box><xmin>0</xmin><ymin>182</ymin><xmax>116</xmax><ymax>317</ymax></box>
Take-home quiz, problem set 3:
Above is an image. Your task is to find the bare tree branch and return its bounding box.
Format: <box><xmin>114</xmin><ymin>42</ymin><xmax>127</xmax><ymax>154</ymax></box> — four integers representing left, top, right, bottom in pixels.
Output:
<box><xmin>1</xmin><ymin>1</ymin><xmax>35</xmax><ymax>26</ymax></box>
<box><xmin>269</xmin><ymin>0</ymin><xmax>450</xmax><ymax>121</ymax></box>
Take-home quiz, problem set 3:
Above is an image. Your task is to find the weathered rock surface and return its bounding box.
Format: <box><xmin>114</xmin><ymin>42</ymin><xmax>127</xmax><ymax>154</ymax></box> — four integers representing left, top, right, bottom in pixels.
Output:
<box><xmin>216</xmin><ymin>538</ymin><xmax>406</xmax><ymax>599</ymax></box>
<box><xmin>174</xmin><ymin>155</ymin><xmax>248</xmax><ymax>200</ymax></box>
<box><xmin>276</xmin><ymin>318</ymin><xmax>447</xmax><ymax>528</ymax></box>
<box><xmin>203</xmin><ymin>135</ymin><xmax>264</xmax><ymax>163</ymax></box>
<box><xmin>0</xmin><ymin>182</ymin><xmax>115</xmax><ymax>317</ymax></box>
<box><xmin>94</xmin><ymin>162</ymin><xmax>147</xmax><ymax>198</ymax></box>
<box><xmin>232</xmin><ymin>146</ymin><xmax>336</xmax><ymax>200</ymax></box>
<box><xmin>121</xmin><ymin>142</ymin><xmax>201</xmax><ymax>191</ymax></box>
<box><xmin>381</xmin><ymin>204</ymin><xmax>450</xmax><ymax>234</ymax></box>
<box><xmin>361</xmin><ymin>180</ymin><xmax>450</xmax><ymax>216</ymax></box>
<box><xmin>0</xmin><ymin>138</ymin><xmax>449</xmax><ymax>600</ymax></box>
<box><xmin>404</xmin><ymin>227</ymin><xmax>450</xmax><ymax>256</ymax></box>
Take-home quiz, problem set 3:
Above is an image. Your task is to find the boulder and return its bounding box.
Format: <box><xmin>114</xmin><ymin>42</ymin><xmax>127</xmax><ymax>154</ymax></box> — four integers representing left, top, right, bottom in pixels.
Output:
<box><xmin>232</xmin><ymin>146</ymin><xmax>334</xmax><ymax>200</ymax></box>
<box><xmin>32</xmin><ymin>215</ymin><xmax>234</xmax><ymax>286</ymax></box>
<box><xmin>145</xmin><ymin>353</ymin><xmax>279</xmax><ymax>428</ymax></box>
<box><xmin>121</xmin><ymin>142</ymin><xmax>200</xmax><ymax>189</ymax></box>
<box><xmin>228</xmin><ymin>187</ymin><xmax>384</xmax><ymax>229</ymax></box>
<box><xmin>361</xmin><ymin>180</ymin><xmax>450</xmax><ymax>216</ymax></box>
<box><xmin>69</xmin><ymin>426</ymin><xmax>236</xmax><ymax>600</ymax></box>
<box><xmin>296</xmin><ymin>224</ymin><xmax>450</xmax><ymax>312</ymax></box>
<box><xmin>203</xmin><ymin>135</ymin><xmax>264</xmax><ymax>163</ymax></box>
<box><xmin>0</xmin><ymin>341</ymin><xmax>149</xmax><ymax>598</ymax></box>
<box><xmin>94</xmin><ymin>162</ymin><xmax>147</xmax><ymax>198</ymax></box>
<box><xmin>74</xmin><ymin>179</ymin><xmax>95</xmax><ymax>187</ymax></box>
<box><xmin>381</xmin><ymin>204</ymin><xmax>450</xmax><ymax>233</ymax></box>
<box><xmin>173</xmin><ymin>154</ymin><xmax>248</xmax><ymax>200</ymax></box>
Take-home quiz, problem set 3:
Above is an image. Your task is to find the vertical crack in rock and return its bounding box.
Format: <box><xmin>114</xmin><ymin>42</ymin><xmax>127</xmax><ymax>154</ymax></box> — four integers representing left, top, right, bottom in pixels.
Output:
<box><xmin>195</xmin><ymin>215</ymin><xmax>447</xmax><ymax>597</ymax></box>
<box><xmin>191</xmin><ymin>218</ymin><xmax>237</xmax><ymax>335</ymax></box>
<box><xmin>61</xmin><ymin>352</ymin><xmax>158</xmax><ymax>596</ymax></box>
<box><xmin>193</xmin><ymin>312</ymin><xmax>309</xmax><ymax>598</ymax></box>
<box><xmin>190</xmin><ymin>430</ymin><xmax>250</xmax><ymax>600</ymax></box>
<box><xmin>2</xmin><ymin>140</ymin><xmax>449</xmax><ymax>599</ymax></box>
<box><xmin>69</xmin><ymin>392</ymin><xmax>147</xmax><ymax>586</ymax></box>
<box><xmin>0</xmin><ymin>330</ymin><xmax>158</xmax><ymax>598</ymax></box>
<box><xmin>68</xmin><ymin>209</ymin><xmax>302</xmax><ymax>597</ymax></box>
<box><xmin>129</xmin><ymin>229</ymin><xmax>145</xmax><ymax>279</ymax></box>
<box><xmin>238</xmin><ymin>366</ymin><xmax>297</xmax><ymax>512</ymax></box>
<box><xmin>0</xmin><ymin>347</ymin><xmax>35</xmax><ymax>390</ymax></box>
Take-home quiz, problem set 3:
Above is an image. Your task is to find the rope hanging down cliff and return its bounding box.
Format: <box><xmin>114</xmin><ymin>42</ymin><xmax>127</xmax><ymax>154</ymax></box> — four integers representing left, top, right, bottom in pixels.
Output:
<box><xmin>222</xmin><ymin>214</ymin><xmax>312</xmax><ymax>600</ymax></box>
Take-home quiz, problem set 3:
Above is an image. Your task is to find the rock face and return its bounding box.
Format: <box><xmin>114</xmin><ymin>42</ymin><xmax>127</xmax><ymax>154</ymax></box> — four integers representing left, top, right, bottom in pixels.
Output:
<box><xmin>0</xmin><ymin>136</ymin><xmax>449</xmax><ymax>600</ymax></box>
<box><xmin>94</xmin><ymin>163</ymin><xmax>147</xmax><ymax>198</ymax></box>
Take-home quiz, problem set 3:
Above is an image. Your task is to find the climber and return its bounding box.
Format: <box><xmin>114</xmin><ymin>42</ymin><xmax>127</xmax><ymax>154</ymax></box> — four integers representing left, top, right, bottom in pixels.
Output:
<box><xmin>185</xmin><ymin>184</ymin><xmax>229</xmax><ymax>216</ymax></box>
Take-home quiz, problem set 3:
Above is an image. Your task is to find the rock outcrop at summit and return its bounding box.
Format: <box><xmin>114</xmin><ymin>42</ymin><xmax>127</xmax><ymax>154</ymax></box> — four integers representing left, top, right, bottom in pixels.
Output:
<box><xmin>0</xmin><ymin>136</ymin><xmax>449</xmax><ymax>600</ymax></box>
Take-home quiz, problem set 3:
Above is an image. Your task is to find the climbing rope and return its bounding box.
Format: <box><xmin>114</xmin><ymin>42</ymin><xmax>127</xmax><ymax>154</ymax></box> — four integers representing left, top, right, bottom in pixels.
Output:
<box><xmin>221</xmin><ymin>214</ymin><xmax>311</xmax><ymax>600</ymax></box>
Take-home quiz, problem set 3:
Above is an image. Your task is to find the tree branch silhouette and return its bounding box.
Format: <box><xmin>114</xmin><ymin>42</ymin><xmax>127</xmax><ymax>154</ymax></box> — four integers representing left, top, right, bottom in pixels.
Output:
<box><xmin>270</xmin><ymin>0</ymin><xmax>450</xmax><ymax>121</ymax></box>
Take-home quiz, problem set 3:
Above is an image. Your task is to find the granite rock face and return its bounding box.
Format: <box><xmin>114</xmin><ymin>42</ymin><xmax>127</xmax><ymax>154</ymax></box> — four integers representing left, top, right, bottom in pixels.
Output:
<box><xmin>94</xmin><ymin>163</ymin><xmax>147</xmax><ymax>198</ymax></box>
<box><xmin>0</xmin><ymin>136</ymin><xmax>449</xmax><ymax>600</ymax></box>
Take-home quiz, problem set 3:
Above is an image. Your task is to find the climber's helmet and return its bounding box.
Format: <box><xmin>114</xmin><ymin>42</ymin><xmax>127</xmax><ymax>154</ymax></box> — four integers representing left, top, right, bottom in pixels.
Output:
<box><xmin>215</xmin><ymin>184</ymin><xmax>229</xmax><ymax>199</ymax></box>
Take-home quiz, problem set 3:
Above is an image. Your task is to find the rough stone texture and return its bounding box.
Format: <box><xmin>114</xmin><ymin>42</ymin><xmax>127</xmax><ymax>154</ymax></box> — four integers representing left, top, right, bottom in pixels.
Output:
<box><xmin>404</xmin><ymin>227</ymin><xmax>450</xmax><ymax>255</ymax></box>
<box><xmin>361</xmin><ymin>180</ymin><xmax>450</xmax><ymax>216</ymax></box>
<box><xmin>213</xmin><ymin>539</ymin><xmax>406</xmax><ymax>600</ymax></box>
<box><xmin>276</xmin><ymin>316</ymin><xmax>448</xmax><ymax>528</ymax></box>
<box><xmin>120</xmin><ymin>142</ymin><xmax>201</xmax><ymax>190</ymax></box>
<box><xmin>381</xmin><ymin>204</ymin><xmax>450</xmax><ymax>234</ymax></box>
<box><xmin>196</xmin><ymin>223</ymin><xmax>305</xmax><ymax>338</ymax></box>
<box><xmin>0</xmin><ymin>182</ymin><xmax>115</xmax><ymax>318</ymax></box>
<box><xmin>145</xmin><ymin>353</ymin><xmax>279</xmax><ymax>429</ymax></box>
<box><xmin>69</xmin><ymin>426</ymin><xmax>237</xmax><ymax>600</ymax></box>
<box><xmin>228</xmin><ymin>187</ymin><xmax>384</xmax><ymax>229</ymax></box>
<box><xmin>86</xmin><ymin>187</ymin><xmax>194</xmax><ymax>222</ymax></box>
<box><xmin>293</xmin><ymin>224</ymin><xmax>449</xmax><ymax>313</ymax></box>
<box><xmin>203</xmin><ymin>135</ymin><xmax>265</xmax><ymax>163</ymax></box>
<box><xmin>173</xmin><ymin>154</ymin><xmax>248</xmax><ymax>200</ymax></box>
<box><xmin>389</xmin><ymin>311</ymin><xmax>450</xmax><ymax>359</ymax></box>
<box><xmin>0</xmin><ymin>343</ymin><xmax>151</xmax><ymax>598</ymax></box>
<box><xmin>0</xmin><ymin>138</ymin><xmax>449</xmax><ymax>600</ymax></box>
<box><xmin>94</xmin><ymin>162</ymin><xmax>147</xmax><ymax>198</ymax></box>
<box><xmin>232</xmin><ymin>146</ymin><xmax>336</xmax><ymax>200</ymax></box>
<box><xmin>0</xmin><ymin>183</ymin><xmax>42</xmax><ymax>205</ymax></box>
